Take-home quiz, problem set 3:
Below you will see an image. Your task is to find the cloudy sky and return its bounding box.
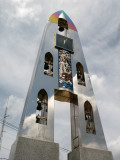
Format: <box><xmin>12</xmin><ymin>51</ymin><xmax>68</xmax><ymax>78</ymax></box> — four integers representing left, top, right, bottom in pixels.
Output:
<box><xmin>0</xmin><ymin>0</ymin><xmax>120</xmax><ymax>159</ymax></box>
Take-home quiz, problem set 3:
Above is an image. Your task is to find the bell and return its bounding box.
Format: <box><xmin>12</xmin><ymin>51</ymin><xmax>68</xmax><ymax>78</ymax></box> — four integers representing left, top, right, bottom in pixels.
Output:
<box><xmin>44</xmin><ymin>62</ymin><xmax>49</xmax><ymax>70</ymax></box>
<box><xmin>77</xmin><ymin>74</ymin><xmax>81</xmax><ymax>79</ymax></box>
<box><xmin>81</xmin><ymin>75</ymin><xmax>85</xmax><ymax>81</ymax></box>
<box><xmin>59</xmin><ymin>26</ymin><xmax>64</xmax><ymax>32</ymax></box>
<box><xmin>37</xmin><ymin>103</ymin><xmax>42</xmax><ymax>110</ymax></box>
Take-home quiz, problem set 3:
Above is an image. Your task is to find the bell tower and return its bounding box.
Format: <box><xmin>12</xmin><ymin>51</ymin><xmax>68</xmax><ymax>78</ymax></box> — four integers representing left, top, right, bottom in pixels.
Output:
<box><xmin>9</xmin><ymin>10</ymin><xmax>114</xmax><ymax>160</ymax></box>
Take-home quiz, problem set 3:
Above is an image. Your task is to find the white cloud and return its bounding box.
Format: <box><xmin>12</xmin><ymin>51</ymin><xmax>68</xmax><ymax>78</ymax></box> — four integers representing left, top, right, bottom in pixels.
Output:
<box><xmin>91</xmin><ymin>74</ymin><xmax>104</xmax><ymax>88</ymax></box>
<box><xmin>15</xmin><ymin>3</ymin><xmax>34</xmax><ymax>18</ymax></box>
<box><xmin>90</xmin><ymin>74</ymin><xmax>105</xmax><ymax>96</ymax></box>
<box><xmin>23</xmin><ymin>113</ymin><xmax>38</xmax><ymax>137</ymax></box>
<box><xmin>108</xmin><ymin>136</ymin><xmax>120</xmax><ymax>160</ymax></box>
<box><xmin>14</xmin><ymin>1</ymin><xmax>43</xmax><ymax>20</ymax></box>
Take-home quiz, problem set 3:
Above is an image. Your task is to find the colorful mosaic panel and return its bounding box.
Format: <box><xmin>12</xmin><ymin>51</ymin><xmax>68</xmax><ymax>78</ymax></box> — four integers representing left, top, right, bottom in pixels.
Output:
<box><xmin>58</xmin><ymin>50</ymin><xmax>73</xmax><ymax>91</ymax></box>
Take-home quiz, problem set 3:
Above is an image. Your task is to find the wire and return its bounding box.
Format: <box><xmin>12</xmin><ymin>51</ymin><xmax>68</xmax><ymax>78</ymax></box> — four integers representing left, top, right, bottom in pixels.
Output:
<box><xmin>0</xmin><ymin>118</ymin><xmax>18</xmax><ymax>131</ymax></box>
<box><xmin>1</xmin><ymin>147</ymin><xmax>10</xmax><ymax>151</ymax></box>
<box><xmin>0</xmin><ymin>121</ymin><xmax>18</xmax><ymax>131</ymax></box>
<box><xmin>60</xmin><ymin>147</ymin><xmax>70</xmax><ymax>152</ymax></box>
<box><xmin>5</xmin><ymin>121</ymin><xmax>18</xmax><ymax>130</ymax></box>
<box><xmin>0</xmin><ymin>117</ymin><xmax>18</xmax><ymax>127</ymax></box>
<box><xmin>0</xmin><ymin>116</ymin><xmax>19</xmax><ymax>126</ymax></box>
<box><xmin>4</xmin><ymin>131</ymin><xmax>17</xmax><ymax>137</ymax></box>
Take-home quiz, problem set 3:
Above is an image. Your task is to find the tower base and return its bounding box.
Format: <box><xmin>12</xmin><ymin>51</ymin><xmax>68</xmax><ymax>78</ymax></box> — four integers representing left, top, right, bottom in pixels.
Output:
<box><xmin>68</xmin><ymin>147</ymin><xmax>113</xmax><ymax>160</ymax></box>
<box><xmin>9</xmin><ymin>136</ymin><xmax>59</xmax><ymax>160</ymax></box>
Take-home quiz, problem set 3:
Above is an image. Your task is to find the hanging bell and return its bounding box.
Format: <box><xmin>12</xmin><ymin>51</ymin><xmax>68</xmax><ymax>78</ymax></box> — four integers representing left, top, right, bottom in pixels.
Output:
<box><xmin>77</xmin><ymin>74</ymin><xmax>81</xmax><ymax>79</ymax></box>
<box><xmin>81</xmin><ymin>75</ymin><xmax>85</xmax><ymax>81</ymax></box>
<box><xmin>44</xmin><ymin>62</ymin><xmax>49</xmax><ymax>70</ymax></box>
<box><xmin>37</xmin><ymin>103</ymin><xmax>42</xmax><ymax>110</ymax></box>
<box><xmin>58</xmin><ymin>26</ymin><xmax>64</xmax><ymax>32</ymax></box>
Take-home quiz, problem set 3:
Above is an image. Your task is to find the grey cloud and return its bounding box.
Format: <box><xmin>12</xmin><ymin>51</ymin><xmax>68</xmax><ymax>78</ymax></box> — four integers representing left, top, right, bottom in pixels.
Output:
<box><xmin>107</xmin><ymin>25</ymin><xmax>120</xmax><ymax>47</ymax></box>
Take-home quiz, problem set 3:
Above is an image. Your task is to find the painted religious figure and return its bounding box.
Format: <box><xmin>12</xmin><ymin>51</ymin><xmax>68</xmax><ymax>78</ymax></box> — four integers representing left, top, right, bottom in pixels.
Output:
<box><xmin>59</xmin><ymin>50</ymin><xmax>73</xmax><ymax>90</ymax></box>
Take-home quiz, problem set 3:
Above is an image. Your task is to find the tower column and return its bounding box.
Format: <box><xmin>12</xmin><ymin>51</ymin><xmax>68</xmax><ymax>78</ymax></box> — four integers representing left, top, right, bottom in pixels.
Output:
<box><xmin>9</xmin><ymin>10</ymin><xmax>114</xmax><ymax>160</ymax></box>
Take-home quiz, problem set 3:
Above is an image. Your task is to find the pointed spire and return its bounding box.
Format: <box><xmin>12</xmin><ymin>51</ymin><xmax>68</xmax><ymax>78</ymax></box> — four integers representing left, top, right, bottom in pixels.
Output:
<box><xmin>59</xmin><ymin>12</ymin><xmax>66</xmax><ymax>20</ymax></box>
<box><xmin>49</xmin><ymin>10</ymin><xmax>77</xmax><ymax>32</ymax></box>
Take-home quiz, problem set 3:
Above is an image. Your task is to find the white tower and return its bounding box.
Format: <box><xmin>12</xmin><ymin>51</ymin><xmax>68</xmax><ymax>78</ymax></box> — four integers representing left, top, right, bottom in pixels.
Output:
<box><xmin>9</xmin><ymin>10</ymin><xmax>114</xmax><ymax>160</ymax></box>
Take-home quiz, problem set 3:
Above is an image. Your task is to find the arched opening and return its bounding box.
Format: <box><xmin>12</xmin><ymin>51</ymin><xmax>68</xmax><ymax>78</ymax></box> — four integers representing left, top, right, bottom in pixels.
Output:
<box><xmin>36</xmin><ymin>89</ymin><xmax>48</xmax><ymax>125</ymax></box>
<box><xmin>58</xmin><ymin>13</ymin><xmax>68</xmax><ymax>32</ymax></box>
<box><xmin>84</xmin><ymin>101</ymin><xmax>96</xmax><ymax>134</ymax></box>
<box><xmin>44</xmin><ymin>52</ymin><xmax>53</xmax><ymax>76</ymax></box>
<box><xmin>76</xmin><ymin>62</ymin><xmax>85</xmax><ymax>86</ymax></box>
<box><xmin>58</xmin><ymin>18</ymin><xmax>68</xmax><ymax>32</ymax></box>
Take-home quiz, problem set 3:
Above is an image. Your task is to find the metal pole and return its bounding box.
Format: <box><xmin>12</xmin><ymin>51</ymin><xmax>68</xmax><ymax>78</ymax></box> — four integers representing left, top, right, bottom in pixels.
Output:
<box><xmin>0</xmin><ymin>98</ymin><xmax>9</xmax><ymax>150</ymax></box>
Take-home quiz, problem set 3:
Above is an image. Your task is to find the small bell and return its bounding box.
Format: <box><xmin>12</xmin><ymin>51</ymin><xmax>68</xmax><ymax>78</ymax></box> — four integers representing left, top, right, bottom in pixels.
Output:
<box><xmin>59</xmin><ymin>26</ymin><xmax>64</xmax><ymax>32</ymax></box>
<box><xmin>77</xmin><ymin>74</ymin><xmax>81</xmax><ymax>79</ymax></box>
<box><xmin>81</xmin><ymin>75</ymin><xmax>85</xmax><ymax>81</ymax></box>
<box><xmin>44</xmin><ymin>62</ymin><xmax>49</xmax><ymax>70</ymax></box>
<box><xmin>37</xmin><ymin>103</ymin><xmax>42</xmax><ymax>110</ymax></box>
